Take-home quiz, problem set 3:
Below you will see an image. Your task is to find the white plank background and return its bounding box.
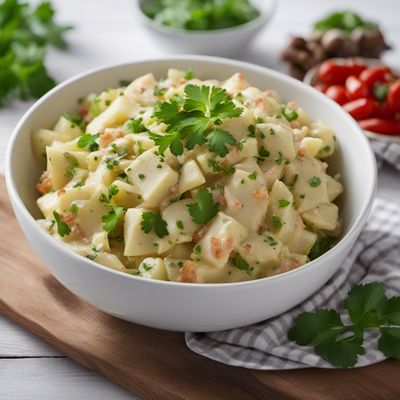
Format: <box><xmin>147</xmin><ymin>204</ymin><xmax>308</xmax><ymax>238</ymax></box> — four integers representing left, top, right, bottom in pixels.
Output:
<box><xmin>0</xmin><ymin>0</ymin><xmax>399</xmax><ymax>398</ymax></box>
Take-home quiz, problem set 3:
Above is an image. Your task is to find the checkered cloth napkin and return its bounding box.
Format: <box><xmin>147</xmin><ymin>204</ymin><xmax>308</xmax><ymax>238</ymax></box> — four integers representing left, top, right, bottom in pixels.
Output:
<box><xmin>186</xmin><ymin>141</ymin><xmax>400</xmax><ymax>369</ymax></box>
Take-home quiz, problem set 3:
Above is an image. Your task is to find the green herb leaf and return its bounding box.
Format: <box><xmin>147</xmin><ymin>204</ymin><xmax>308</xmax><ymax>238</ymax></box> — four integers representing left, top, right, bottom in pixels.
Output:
<box><xmin>187</xmin><ymin>187</ymin><xmax>219</xmax><ymax>225</ymax></box>
<box><xmin>102</xmin><ymin>207</ymin><xmax>124</xmax><ymax>233</ymax></box>
<box><xmin>272</xmin><ymin>215</ymin><xmax>283</xmax><ymax>230</ymax></box>
<box><xmin>126</xmin><ymin>117</ymin><xmax>148</xmax><ymax>133</ymax></box>
<box><xmin>309</xmin><ymin>176</ymin><xmax>321</xmax><ymax>187</ymax></box>
<box><xmin>53</xmin><ymin>211</ymin><xmax>71</xmax><ymax>237</ymax></box>
<box><xmin>207</xmin><ymin>129</ymin><xmax>236</xmax><ymax>157</ymax></box>
<box><xmin>308</xmin><ymin>236</ymin><xmax>332</xmax><ymax>260</ymax></box>
<box><xmin>140</xmin><ymin>211</ymin><xmax>169</xmax><ymax>238</ymax></box>
<box><xmin>233</xmin><ymin>253</ymin><xmax>251</xmax><ymax>275</ymax></box>
<box><xmin>314</xmin><ymin>10</ymin><xmax>377</xmax><ymax>32</ymax></box>
<box><xmin>281</xmin><ymin>105</ymin><xmax>298</xmax><ymax>122</ymax></box>
<box><xmin>278</xmin><ymin>199</ymin><xmax>290</xmax><ymax>208</ymax></box>
<box><xmin>77</xmin><ymin>133</ymin><xmax>99</xmax><ymax>151</ymax></box>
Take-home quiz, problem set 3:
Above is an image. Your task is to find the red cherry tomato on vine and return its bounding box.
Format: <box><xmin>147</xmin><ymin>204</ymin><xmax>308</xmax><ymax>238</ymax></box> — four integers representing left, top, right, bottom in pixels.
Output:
<box><xmin>359</xmin><ymin>118</ymin><xmax>400</xmax><ymax>135</ymax></box>
<box><xmin>387</xmin><ymin>79</ymin><xmax>400</xmax><ymax>112</ymax></box>
<box><xmin>359</xmin><ymin>66</ymin><xmax>392</xmax><ymax>88</ymax></box>
<box><xmin>345</xmin><ymin>76</ymin><xmax>369</xmax><ymax>100</ymax></box>
<box><xmin>317</xmin><ymin>61</ymin><xmax>366</xmax><ymax>85</ymax></box>
<box><xmin>343</xmin><ymin>98</ymin><xmax>375</xmax><ymax>120</ymax></box>
<box><xmin>325</xmin><ymin>85</ymin><xmax>348</xmax><ymax>105</ymax></box>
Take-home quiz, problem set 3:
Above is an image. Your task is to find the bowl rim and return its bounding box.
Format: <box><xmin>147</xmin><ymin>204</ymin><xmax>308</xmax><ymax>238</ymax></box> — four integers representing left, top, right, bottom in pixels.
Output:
<box><xmin>5</xmin><ymin>55</ymin><xmax>377</xmax><ymax>289</ymax></box>
<box><xmin>134</xmin><ymin>0</ymin><xmax>278</xmax><ymax>37</ymax></box>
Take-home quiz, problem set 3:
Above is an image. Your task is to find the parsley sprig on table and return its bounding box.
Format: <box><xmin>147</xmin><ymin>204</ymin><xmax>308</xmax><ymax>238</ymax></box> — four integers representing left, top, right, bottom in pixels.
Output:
<box><xmin>288</xmin><ymin>282</ymin><xmax>400</xmax><ymax>368</ymax></box>
<box><xmin>0</xmin><ymin>0</ymin><xmax>72</xmax><ymax>107</ymax></box>
<box><xmin>150</xmin><ymin>84</ymin><xmax>242</xmax><ymax>157</ymax></box>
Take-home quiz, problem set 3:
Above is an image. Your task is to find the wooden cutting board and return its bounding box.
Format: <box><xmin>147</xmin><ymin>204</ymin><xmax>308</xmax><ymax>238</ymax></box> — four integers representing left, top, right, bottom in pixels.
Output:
<box><xmin>1</xmin><ymin>175</ymin><xmax>399</xmax><ymax>400</ymax></box>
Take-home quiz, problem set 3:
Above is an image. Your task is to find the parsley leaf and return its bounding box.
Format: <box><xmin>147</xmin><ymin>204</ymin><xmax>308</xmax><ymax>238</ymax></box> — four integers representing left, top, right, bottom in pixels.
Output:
<box><xmin>140</xmin><ymin>211</ymin><xmax>169</xmax><ymax>238</ymax></box>
<box><xmin>77</xmin><ymin>133</ymin><xmax>99</xmax><ymax>151</ymax></box>
<box><xmin>207</xmin><ymin>129</ymin><xmax>237</xmax><ymax>157</ymax></box>
<box><xmin>309</xmin><ymin>176</ymin><xmax>321</xmax><ymax>187</ymax></box>
<box><xmin>288</xmin><ymin>282</ymin><xmax>400</xmax><ymax>368</ymax></box>
<box><xmin>233</xmin><ymin>253</ymin><xmax>251</xmax><ymax>275</ymax></box>
<box><xmin>281</xmin><ymin>105</ymin><xmax>298</xmax><ymax>122</ymax></box>
<box><xmin>127</xmin><ymin>117</ymin><xmax>148</xmax><ymax>133</ymax></box>
<box><xmin>187</xmin><ymin>187</ymin><xmax>219</xmax><ymax>225</ymax></box>
<box><xmin>153</xmin><ymin>84</ymin><xmax>241</xmax><ymax>156</ymax></box>
<box><xmin>53</xmin><ymin>211</ymin><xmax>71</xmax><ymax>237</ymax></box>
<box><xmin>63</xmin><ymin>112</ymin><xmax>85</xmax><ymax>130</ymax></box>
<box><xmin>309</xmin><ymin>236</ymin><xmax>332</xmax><ymax>260</ymax></box>
<box><xmin>278</xmin><ymin>199</ymin><xmax>290</xmax><ymax>208</ymax></box>
<box><xmin>102</xmin><ymin>207</ymin><xmax>124</xmax><ymax>233</ymax></box>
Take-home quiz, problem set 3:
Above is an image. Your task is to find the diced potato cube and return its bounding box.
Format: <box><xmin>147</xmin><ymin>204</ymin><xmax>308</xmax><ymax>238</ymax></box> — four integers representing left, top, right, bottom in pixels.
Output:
<box><xmin>124</xmin><ymin>208</ymin><xmax>173</xmax><ymax>257</ymax></box>
<box><xmin>87</xmin><ymin>96</ymin><xmax>140</xmax><ymax>134</ymax></box>
<box><xmin>224</xmin><ymin>166</ymin><xmax>268</xmax><ymax>232</ymax></box>
<box><xmin>87</xmin><ymin>151</ymin><xmax>103</xmax><ymax>171</ymax></box>
<box><xmin>238</xmin><ymin>232</ymin><xmax>283</xmax><ymax>274</ymax></box>
<box><xmin>32</xmin><ymin>129</ymin><xmax>71</xmax><ymax>160</ymax></box>
<box><xmin>124</xmin><ymin>73</ymin><xmax>157</xmax><ymax>106</ymax></box>
<box><xmin>219</xmin><ymin>107</ymin><xmax>255</xmax><ymax>141</ymax></box>
<box><xmin>131</xmin><ymin>133</ymin><xmax>155</xmax><ymax>155</ymax></box>
<box><xmin>46</xmin><ymin>147</ymin><xmax>88</xmax><ymax>190</ymax></box>
<box><xmin>162</xmin><ymin>199</ymin><xmax>199</xmax><ymax>244</ymax></box>
<box><xmin>138</xmin><ymin>257</ymin><xmax>167</xmax><ymax>280</ymax></box>
<box><xmin>285</xmin><ymin>229</ymin><xmax>317</xmax><ymax>255</ymax></box>
<box><xmin>302</xmin><ymin>203</ymin><xmax>339</xmax><ymax>231</ymax></box>
<box><xmin>197</xmin><ymin>212</ymin><xmax>247</xmax><ymax>269</ymax></box>
<box><xmin>310</xmin><ymin>122</ymin><xmax>336</xmax><ymax>158</ymax></box>
<box><xmin>37</xmin><ymin>192</ymin><xmax>59</xmax><ymax>220</ymax></box>
<box><xmin>222</xmin><ymin>73</ymin><xmax>250</xmax><ymax>94</ymax></box>
<box><xmin>178</xmin><ymin>160</ymin><xmax>205</xmax><ymax>195</ymax></box>
<box><xmin>326</xmin><ymin>175</ymin><xmax>343</xmax><ymax>202</ymax></box>
<box><xmin>259</xmin><ymin>158</ymin><xmax>284</xmax><ymax>190</ymax></box>
<box><xmin>257</xmin><ymin>123</ymin><xmax>296</xmax><ymax>162</ymax></box>
<box><xmin>86</xmin><ymin>162</ymin><xmax>119</xmax><ymax>187</ymax></box>
<box><xmin>53</xmin><ymin>115</ymin><xmax>82</xmax><ymax>137</ymax></box>
<box><xmin>125</xmin><ymin>149</ymin><xmax>178</xmax><ymax>208</ymax></box>
<box><xmin>300</xmin><ymin>137</ymin><xmax>324</xmax><ymax>158</ymax></box>
<box><xmin>111</xmin><ymin>180</ymin><xmax>142</xmax><ymax>208</ymax></box>
<box><xmin>92</xmin><ymin>231</ymin><xmax>110</xmax><ymax>252</ymax></box>
<box><xmin>95</xmin><ymin>252</ymin><xmax>126</xmax><ymax>271</ymax></box>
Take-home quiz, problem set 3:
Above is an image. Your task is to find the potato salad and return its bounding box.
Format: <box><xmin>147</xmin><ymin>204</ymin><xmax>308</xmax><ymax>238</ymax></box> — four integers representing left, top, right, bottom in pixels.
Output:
<box><xmin>33</xmin><ymin>69</ymin><xmax>343</xmax><ymax>283</ymax></box>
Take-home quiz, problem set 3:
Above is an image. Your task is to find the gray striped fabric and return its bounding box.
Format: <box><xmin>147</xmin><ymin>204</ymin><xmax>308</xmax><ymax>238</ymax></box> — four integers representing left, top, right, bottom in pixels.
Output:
<box><xmin>186</xmin><ymin>198</ymin><xmax>400</xmax><ymax>369</ymax></box>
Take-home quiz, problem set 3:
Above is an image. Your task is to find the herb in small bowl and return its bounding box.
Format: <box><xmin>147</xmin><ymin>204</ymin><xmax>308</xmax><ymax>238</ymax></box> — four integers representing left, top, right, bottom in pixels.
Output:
<box><xmin>135</xmin><ymin>0</ymin><xmax>277</xmax><ymax>57</ymax></box>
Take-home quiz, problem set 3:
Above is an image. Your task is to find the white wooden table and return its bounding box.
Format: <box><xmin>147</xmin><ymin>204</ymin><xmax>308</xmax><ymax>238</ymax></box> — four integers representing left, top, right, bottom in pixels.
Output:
<box><xmin>0</xmin><ymin>0</ymin><xmax>399</xmax><ymax>398</ymax></box>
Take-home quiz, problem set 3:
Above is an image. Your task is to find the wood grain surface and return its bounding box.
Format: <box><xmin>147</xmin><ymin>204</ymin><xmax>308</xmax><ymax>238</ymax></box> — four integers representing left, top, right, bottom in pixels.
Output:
<box><xmin>0</xmin><ymin>175</ymin><xmax>399</xmax><ymax>400</ymax></box>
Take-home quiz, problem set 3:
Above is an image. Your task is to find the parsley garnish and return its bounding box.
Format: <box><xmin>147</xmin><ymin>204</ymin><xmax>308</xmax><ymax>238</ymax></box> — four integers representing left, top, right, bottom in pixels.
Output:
<box><xmin>151</xmin><ymin>84</ymin><xmax>241</xmax><ymax>157</ymax></box>
<box><xmin>259</xmin><ymin>146</ymin><xmax>270</xmax><ymax>158</ymax></box>
<box><xmin>288</xmin><ymin>282</ymin><xmax>400</xmax><ymax>368</ymax></box>
<box><xmin>176</xmin><ymin>220</ymin><xmax>184</xmax><ymax>230</ymax></box>
<box><xmin>77</xmin><ymin>133</ymin><xmax>99</xmax><ymax>151</ymax></box>
<box><xmin>309</xmin><ymin>176</ymin><xmax>321</xmax><ymax>187</ymax></box>
<box><xmin>63</xmin><ymin>152</ymin><xmax>79</xmax><ymax>179</ymax></box>
<box><xmin>108</xmin><ymin>184</ymin><xmax>119</xmax><ymax>198</ymax></box>
<box><xmin>184</xmin><ymin>69</ymin><xmax>194</xmax><ymax>80</ymax></box>
<box><xmin>154</xmin><ymin>87</ymin><xmax>167</xmax><ymax>97</ymax></box>
<box><xmin>248</xmin><ymin>171</ymin><xmax>257</xmax><ymax>180</ymax></box>
<box><xmin>63</xmin><ymin>112</ymin><xmax>85</xmax><ymax>130</ymax></box>
<box><xmin>281</xmin><ymin>105</ymin><xmax>299</xmax><ymax>122</ymax></box>
<box><xmin>233</xmin><ymin>253</ymin><xmax>251</xmax><ymax>275</ymax></box>
<box><xmin>207</xmin><ymin>158</ymin><xmax>235</xmax><ymax>175</ymax></box>
<box><xmin>126</xmin><ymin>117</ymin><xmax>148</xmax><ymax>133</ymax></box>
<box><xmin>140</xmin><ymin>212</ymin><xmax>169</xmax><ymax>238</ymax></box>
<box><xmin>69</xmin><ymin>203</ymin><xmax>79</xmax><ymax>214</ymax></box>
<box><xmin>187</xmin><ymin>187</ymin><xmax>219</xmax><ymax>225</ymax></box>
<box><xmin>53</xmin><ymin>211</ymin><xmax>71</xmax><ymax>237</ymax></box>
<box><xmin>309</xmin><ymin>236</ymin><xmax>332</xmax><ymax>260</ymax></box>
<box><xmin>272</xmin><ymin>215</ymin><xmax>283</xmax><ymax>230</ymax></box>
<box><xmin>102</xmin><ymin>207</ymin><xmax>125</xmax><ymax>233</ymax></box>
<box><xmin>274</xmin><ymin>151</ymin><xmax>283</xmax><ymax>166</ymax></box>
<box><xmin>278</xmin><ymin>199</ymin><xmax>290</xmax><ymax>208</ymax></box>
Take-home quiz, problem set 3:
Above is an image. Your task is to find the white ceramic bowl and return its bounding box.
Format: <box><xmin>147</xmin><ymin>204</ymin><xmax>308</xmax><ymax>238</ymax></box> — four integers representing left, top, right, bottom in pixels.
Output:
<box><xmin>6</xmin><ymin>56</ymin><xmax>376</xmax><ymax>332</ymax></box>
<box><xmin>134</xmin><ymin>0</ymin><xmax>277</xmax><ymax>57</ymax></box>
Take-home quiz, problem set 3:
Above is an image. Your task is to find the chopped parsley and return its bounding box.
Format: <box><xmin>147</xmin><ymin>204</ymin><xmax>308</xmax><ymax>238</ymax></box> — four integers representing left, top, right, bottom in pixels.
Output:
<box><xmin>53</xmin><ymin>211</ymin><xmax>71</xmax><ymax>237</ymax></box>
<box><xmin>274</xmin><ymin>151</ymin><xmax>283</xmax><ymax>166</ymax></box>
<box><xmin>247</xmin><ymin>124</ymin><xmax>256</xmax><ymax>137</ymax></box>
<box><xmin>102</xmin><ymin>207</ymin><xmax>125</xmax><ymax>233</ymax></box>
<box><xmin>176</xmin><ymin>220</ymin><xmax>184</xmax><ymax>230</ymax></box>
<box><xmin>264</xmin><ymin>235</ymin><xmax>279</xmax><ymax>246</ymax></box>
<box><xmin>154</xmin><ymin>86</ymin><xmax>167</xmax><ymax>97</ymax></box>
<box><xmin>184</xmin><ymin>69</ymin><xmax>194</xmax><ymax>80</ymax></box>
<box><xmin>126</xmin><ymin>117</ymin><xmax>148</xmax><ymax>133</ymax></box>
<box><xmin>281</xmin><ymin>105</ymin><xmax>299</xmax><ymax>122</ymax></box>
<box><xmin>69</xmin><ymin>203</ymin><xmax>79</xmax><ymax>214</ymax></box>
<box><xmin>248</xmin><ymin>171</ymin><xmax>257</xmax><ymax>180</ymax></box>
<box><xmin>140</xmin><ymin>211</ymin><xmax>169</xmax><ymax>238</ymax></box>
<box><xmin>187</xmin><ymin>187</ymin><xmax>219</xmax><ymax>225</ymax></box>
<box><xmin>77</xmin><ymin>133</ymin><xmax>99</xmax><ymax>151</ymax></box>
<box><xmin>194</xmin><ymin>244</ymin><xmax>202</xmax><ymax>254</ymax></box>
<box><xmin>207</xmin><ymin>158</ymin><xmax>235</xmax><ymax>175</ymax></box>
<box><xmin>272</xmin><ymin>215</ymin><xmax>283</xmax><ymax>230</ymax></box>
<box><xmin>63</xmin><ymin>152</ymin><xmax>79</xmax><ymax>179</ymax></box>
<box><xmin>108</xmin><ymin>184</ymin><xmax>119</xmax><ymax>198</ymax></box>
<box><xmin>63</xmin><ymin>112</ymin><xmax>85</xmax><ymax>130</ymax></box>
<box><xmin>278</xmin><ymin>199</ymin><xmax>290</xmax><ymax>208</ymax></box>
<box><xmin>259</xmin><ymin>146</ymin><xmax>270</xmax><ymax>158</ymax></box>
<box><xmin>309</xmin><ymin>176</ymin><xmax>321</xmax><ymax>187</ymax></box>
<box><xmin>233</xmin><ymin>253</ymin><xmax>251</xmax><ymax>275</ymax></box>
<box><xmin>138</xmin><ymin>173</ymin><xmax>146</xmax><ymax>180</ymax></box>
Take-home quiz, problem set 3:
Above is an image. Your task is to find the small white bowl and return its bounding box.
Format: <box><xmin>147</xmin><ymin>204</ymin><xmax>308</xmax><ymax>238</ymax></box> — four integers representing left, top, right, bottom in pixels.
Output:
<box><xmin>304</xmin><ymin>57</ymin><xmax>400</xmax><ymax>143</ymax></box>
<box><xmin>134</xmin><ymin>0</ymin><xmax>277</xmax><ymax>57</ymax></box>
<box><xmin>6</xmin><ymin>56</ymin><xmax>376</xmax><ymax>332</ymax></box>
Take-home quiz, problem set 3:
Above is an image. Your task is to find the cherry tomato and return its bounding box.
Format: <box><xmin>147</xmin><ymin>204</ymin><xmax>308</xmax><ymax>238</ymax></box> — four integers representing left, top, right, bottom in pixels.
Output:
<box><xmin>317</xmin><ymin>61</ymin><xmax>366</xmax><ymax>85</ymax></box>
<box><xmin>373</xmin><ymin>101</ymin><xmax>395</xmax><ymax>118</ymax></box>
<box><xmin>325</xmin><ymin>85</ymin><xmax>348</xmax><ymax>105</ymax></box>
<box><xmin>359</xmin><ymin>66</ymin><xmax>392</xmax><ymax>88</ymax></box>
<box><xmin>345</xmin><ymin>76</ymin><xmax>369</xmax><ymax>100</ymax></box>
<box><xmin>343</xmin><ymin>98</ymin><xmax>375</xmax><ymax>120</ymax></box>
<box><xmin>359</xmin><ymin>118</ymin><xmax>400</xmax><ymax>135</ymax></box>
<box><xmin>314</xmin><ymin>83</ymin><xmax>328</xmax><ymax>93</ymax></box>
<box><xmin>387</xmin><ymin>79</ymin><xmax>400</xmax><ymax>112</ymax></box>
